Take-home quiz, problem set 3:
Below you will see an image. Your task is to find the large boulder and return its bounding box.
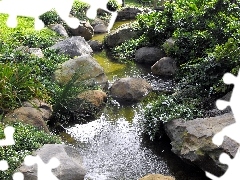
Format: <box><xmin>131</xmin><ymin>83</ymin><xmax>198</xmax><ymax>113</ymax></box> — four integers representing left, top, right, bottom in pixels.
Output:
<box><xmin>94</xmin><ymin>24</ymin><xmax>108</xmax><ymax>33</ymax></box>
<box><xmin>104</xmin><ymin>23</ymin><xmax>137</xmax><ymax>48</ymax></box>
<box><xmin>53</xmin><ymin>54</ymin><xmax>108</xmax><ymax>89</ymax></box>
<box><xmin>67</xmin><ymin>90</ymin><xmax>107</xmax><ymax>120</ymax></box>
<box><xmin>50</xmin><ymin>36</ymin><xmax>93</xmax><ymax>58</ymax></box>
<box><xmin>4</xmin><ymin>99</ymin><xmax>52</xmax><ymax>133</ymax></box>
<box><xmin>49</xmin><ymin>24</ymin><xmax>69</xmax><ymax>37</ymax></box>
<box><xmin>164</xmin><ymin>113</ymin><xmax>239</xmax><ymax>176</ymax></box>
<box><xmin>117</xmin><ymin>7</ymin><xmax>144</xmax><ymax>20</ymax></box>
<box><xmin>110</xmin><ymin>77</ymin><xmax>152</xmax><ymax>103</ymax></box>
<box><xmin>18</xmin><ymin>144</ymin><xmax>86</xmax><ymax>180</ymax></box>
<box><xmin>88</xmin><ymin>40</ymin><xmax>103</xmax><ymax>52</ymax></box>
<box><xmin>139</xmin><ymin>174</ymin><xmax>175</xmax><ymax>180</ymax></box>
<box><xmin>69</xmin><ymin>21</ymin><xmax>94</xmax><ymax>41</ymax></box>
<box><xmin>135</xmin><ymin>47</ymin><xmax>165</xmax><ymax>65</ymax></box>
<box><xmin>151</xmin><ymin>57</ymin><xmax>177</xmax><ymax>76</ymax></box>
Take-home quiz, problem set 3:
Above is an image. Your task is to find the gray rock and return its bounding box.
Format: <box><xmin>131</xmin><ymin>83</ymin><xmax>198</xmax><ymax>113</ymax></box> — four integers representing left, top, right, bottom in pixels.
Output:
<box><xmin>49</xmin><ymin>24</ymin><xmax>69</xmax><ymax>37</ymax></box>
<box><xmin>4</xmin><ymin>99</ymin><xmax>51</xmax><ymax>133</ymax></box>
<box><xmin>88</xmin><ymin>40</ymin><xmax>103</xmax><ymax>51</ymax></box>
<box><xmin>104</xmin><ymin>23</ymin><xmax>137</xmax><ymax>48</ymax></box>
<box><xmin>117</xmin><ymin>7</ymin><xmax>144</xmax><ymax>20</ymax></box>
<box><xmin>50</xmin><ymin>36</ymin><xmax>93</xmax><ymax>58</ymax></box>
<box><xmin>162</xmin><ymin>37</ymin><xmax>175</xmax><ymax>53</ymax></box>
<box><xmin>151</xmin><ymin>57</ymin><xmax>177</xmax><ymax>76</ymax></box>
<box><xmin>164</xmin><ymin>113</ymin><xmax>239</xmax><ymax>176</ymax></box>
<box><xmin>110</xmin><ymin>77</ymin><xmax>152</xmax><ymax>102</ymax></box>
<box><xmin>94</xmin><ymin>24</ymin><xmax>108</xmax><ymax>33</ymax></box>
<box><xmin>68</xmin><ymin>90</ymin><xmax>107</xmax><ymax>120</ymax></box>
<box><xmin>18</xmin><ymin>144</ymin><xmax>86</xmax><ymax>180</ymax></box>
<box><xmin>135</xmin><ymin>47</ymin><xmax>165</xmax><ymax>65</ymax></box>
<box><xmin>69</xmin><ymin>21</ymin><xmax>94</xmax><ymax>41</ymax></box>
<box><xmin>28</xmin><ymin>48</ymin><xmax>44</xmax><ymax>58</ymax></box>
<box><xmin>53</xmin><ymin>54</ymin><xmax>108</xmax><ymax>89</ymax></box>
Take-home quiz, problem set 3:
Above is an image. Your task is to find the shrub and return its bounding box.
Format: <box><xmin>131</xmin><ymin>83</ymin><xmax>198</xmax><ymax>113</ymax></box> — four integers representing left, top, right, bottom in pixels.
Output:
<box><xmin>112</xmin><ymin>35</ymin><xmax>149</xmax><ymax>61</ymax></box>
<box><xmin>107</xmin><ymin>0</ymin><xmax>121</xmax><ymax>11</ymax></box>
<box><xmin>0</xmin><ymin>122</ymin><xmax>61</xmax><ymax>179</ymax></box>
<box><xmin>0</xmin><ymin>63</ymin><xmax>46</xmax><ymax>112</ymax></box>
<box><xmin>136</xmin><ymin>0</ymin><xmax>240</xmax><ymax>139</ymax></box>
<box><xmin>143</xmin><ymin>95</ymin><xmax>202</xmax><ymax>140</ymax></box>
<box><xmin>0</xmin><ymin>14</ymin><xmax>60</xmax><ymax>48</ymax></box>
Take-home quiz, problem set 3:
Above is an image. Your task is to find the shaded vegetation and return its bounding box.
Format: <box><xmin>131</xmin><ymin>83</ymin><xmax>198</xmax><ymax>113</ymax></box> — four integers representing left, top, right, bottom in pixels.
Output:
<box><xmin>110</xmin><ymin>0</ymin><xmax>240</xmax><ymax>139</ymax></box>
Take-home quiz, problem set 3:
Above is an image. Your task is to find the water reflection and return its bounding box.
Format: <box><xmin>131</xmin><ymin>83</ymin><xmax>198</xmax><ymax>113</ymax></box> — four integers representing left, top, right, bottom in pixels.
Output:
<box><xmin>65</xmin><ymin>101</ymin><xmax>209</xmax><ymax>180</ymax></box>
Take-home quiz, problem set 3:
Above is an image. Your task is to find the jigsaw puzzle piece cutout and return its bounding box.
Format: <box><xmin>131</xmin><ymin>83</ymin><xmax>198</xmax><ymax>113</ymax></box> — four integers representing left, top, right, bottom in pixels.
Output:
<box><xmin>0</xmin><ymin>160</ymin><xmax>9</xmax><ymax>171</ymax></box>
<box><xmin>12</xmin><ymin>172</ymin><xmax>24</xmax><ymax>180</ymax></box>
<box><xmin>213</xmin><ymin>70</ymin><xmax>240</xmax><ymax>146</ymax></box>
<box><xmin>24</xmin><ymin>155</ymin><xmax>60</xmax><ymax>180</ymax></box>
<box><xmin>81</xmin><ymin>0</ymin><xmax>122</xmax><ymax>31</ymax></box>
<box><xmin>206</xmin><ymin>148</ymin><xmax>240</xmax><ymax>180</ymax></box>
<box><xmin>0</xmin><ymin>0</ymin><xmax>79</xmax><ymax>30</ymax></box>
<box><xmin>0</xmin><ymin>126</ymin><xmax>15</xmax><ymax>146</ymax></box>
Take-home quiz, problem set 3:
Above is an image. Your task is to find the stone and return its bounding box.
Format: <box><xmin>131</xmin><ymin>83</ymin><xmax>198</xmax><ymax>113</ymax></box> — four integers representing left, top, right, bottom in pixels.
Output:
<box><xmin>88</xmin><ymin>40</ymin><xmax>103</xmax><ymax>52</ymax></box>
<box><xmin>94</xmin><ymin>24</ymin><xmax>108</xmax><ymax>33</ymax></box>
<box><xmin>110</xmin><ymin>77</ymin><xmax>152</xmax><ymax>103</ymax></box>
<box><xmin>4</xmin><ymin>99</ymin><xmax>52</xmax><ymax>133</ymax></box>
<box><xmin>18</xmin><ymin>144</ymin><xmax>86</xmax><ymax>180</ymax></box>
<box><xmin>139</xmin><ymin>174</ymin><xmax>175</xmax><ymax>180</ymax></box>
<box><xmin>164</xmin><ymin>113</ymin><xmax>239</xmax><ymax>176</ymax></box>
<box><xmin>117</xmin><ymin>7</ymin><xmax>144</xmax><ymax>20</ymax></box>
<box><xmin>53</xmin><ymin>54</ymin><xmax>108</xmax><ymax>89</ymax></box>
<box><xmin>68</xmin><ymin>90</ymin><xmax>107</xmax><ymax>120</ymax></box>
<box><xmin>151</xmin><ymin>57</ymin><xmax>177</xmax><ymax>76</ymax></box>
<box><xmin>78</xmin><ymin>90</ymin><xmax>107</xmax><ymax>108</ymax></box>
<box><xmin>135</xmin><ymin>47</ymin><xmax>165</xmax><ymax>65</ymax></box>
<box><xmin>104</xmin><ymin>23</ymin><xmax>137</xmax><ymax>48</ymax></box>
<box><xmin>162</xmin><ymin>37</ymin><xmax>175</xmax><ymax>53</ymax></box>
<box><xmin>50</xmin><ymin>36</ymin><xmax>93</xmax><ymax>58</ymax></box>
<box><xmin>49</xmin><ymin>24</ymin><xmax>69</xmax><ymax>37</ymax></box>
<box><xmin>28</xmin><ymin>48</ymin><xmax>44</xmax><ymax>58</ymax></box>
<box><xmin>69</xmin><ymin>21</ymin><xmax>94</xmax><ymax>41</ymax></box>
<box><xmin>15</xmin><ymin>46</ymin><xmax>44</xmax><ymax>58</ymax></box>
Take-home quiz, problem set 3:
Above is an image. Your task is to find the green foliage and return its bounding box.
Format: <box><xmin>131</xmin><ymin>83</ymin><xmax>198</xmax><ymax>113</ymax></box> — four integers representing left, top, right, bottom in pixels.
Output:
<box><xmin>0</xmin><ymin>63</ymin><xmax>46</xmax><ymax>111</ymax></box>
<box><xmin>107</xmin><ymin>0</ymin><xmax>121</xmax><ymax>11</ymax></box>
<box><xmin>0</xmin><ymin>122</ymin><xmax>61</xmax><ymax>179</ymax></box>
<box><xmin>39</xmin><ymin>10</ymin><xmax>63</xmax><ymax>26</ymax></box>
<box><xmin>0</xmin><ymin>14</ymin><xmax>60</xmax><ymax>48</ymax></box>
<box><xmin>51</xmin><ymin>69</ymin><xmax>90</xmax><ymax>123</ymax></box>
<box><xmin>136</xmin><ymin>0</ymin><xmax>240</xmax><ymax>139</ymax></box>
<box><xmin>112</xmin><ymin>35</ymin><xmax>149</xmax><ymax>61</ymax></box>
<box><xmin>136</xmin><ymin>1</ymin><xmax>175</xmax><ymax>46</ymax></box>
<box><xmin>71</xmin><ymin>1</ymin><xmax>90</xmax><ymax>20</ymax></box>
<box><xmin>40</xmin><ymin>1</ymin><xmax>90</xmax><ymax>26</ymax></box>
<box><xmin>143</xmin><ymin>94</ymin><xmax>202</xmax><ymax>140</ymax></box>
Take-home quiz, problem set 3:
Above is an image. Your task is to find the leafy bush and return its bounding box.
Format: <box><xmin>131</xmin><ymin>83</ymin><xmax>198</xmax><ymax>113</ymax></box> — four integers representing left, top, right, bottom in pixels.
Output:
<box><xmin>136</xmin><ymin>0</ymin><xmax>240</xmax><ymax>139</ymax></box>
<box><xmin>51</xmin><ymin>69</ymin><xmax>90</xmax><ymax>123</ymax></box>
<box><xmin>0</xmin><ymin>14</ymin><xmax>60</xmax><ymax>48</ymax></box>
<box><xmin>112</xmin><ymin>35</ymin><xmax>149</xmax><ymax>61</ymax></box>
<box><xmin>143</xmin><ymin>95</ymin><xmax>202</xmax><ymax>140</ymax></box>
<box><xmin>40</xmin><ymin>1</ymin><xmax>90</xmax><ymax>26</ymax></box>
<box><xmin>136</xmin><ymin>2</ymin><xmax>175</xmax><ymax>46</ymax></box>
<box><xmin>0</xmin><ymin>63</ymin><xmax>46</xmax><ymax>112</ymax></box>
<box><xmin>107</xmin><ymin>0</ymin><xmax>121</xmax><ymax>11</ymax></box>
<box><xmin>0</xmin><ymin>122</ymin><xmax>61</xmax><ymax>180</ymax></box>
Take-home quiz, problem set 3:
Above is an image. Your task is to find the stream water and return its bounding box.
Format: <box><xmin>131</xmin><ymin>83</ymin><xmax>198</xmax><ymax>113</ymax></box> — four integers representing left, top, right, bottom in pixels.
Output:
<box><xmin>61</xmin><ymin>21</ymin><xmax>210</xmax><ymax>180</ymax></box>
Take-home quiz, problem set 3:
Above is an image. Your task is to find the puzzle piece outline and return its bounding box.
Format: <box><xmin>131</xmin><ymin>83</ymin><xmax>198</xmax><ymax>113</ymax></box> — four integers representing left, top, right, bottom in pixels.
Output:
<box><xmin>0</xmin><ymin>0</ymin><xmax>123</xmax><ymax>31</ymax></box>
<box><xmin>206</xmin><ymin>70</ymin><xmax>240</xmax><ymax>179</ymax></box>
<box><xmin>0</xmin><ymin>126</ymin><xmax>15</xmax><ymax>171</ymax></box>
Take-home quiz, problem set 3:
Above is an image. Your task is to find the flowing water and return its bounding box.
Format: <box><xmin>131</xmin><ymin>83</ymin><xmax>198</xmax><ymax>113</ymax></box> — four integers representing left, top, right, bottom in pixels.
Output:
<box><xmin>62</xmin><ymin>21</ymin><xmax>210</xmax><ymax>180</ymax></box>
